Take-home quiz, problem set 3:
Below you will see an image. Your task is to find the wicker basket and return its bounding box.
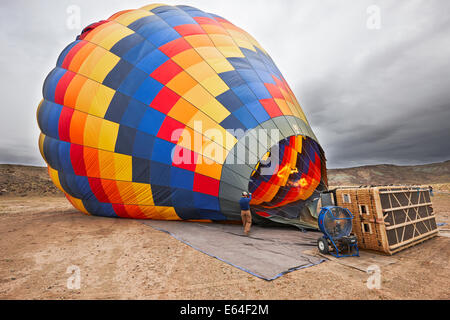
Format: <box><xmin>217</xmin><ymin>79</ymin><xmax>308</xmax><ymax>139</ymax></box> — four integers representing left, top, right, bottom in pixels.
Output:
<box><xmin>333</xmin><ymin>186</ymin><xmax>438</xmax><ymax>255</ymax></box>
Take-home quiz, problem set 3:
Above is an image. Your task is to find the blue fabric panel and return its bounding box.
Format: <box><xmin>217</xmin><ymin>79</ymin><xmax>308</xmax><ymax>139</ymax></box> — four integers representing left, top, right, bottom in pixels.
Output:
<box><xmin>58</xmin><ymin>141</ymin><xmax>74</xmax><ymax>174</ymax></box>
<box><xmin>120</xmin><ymin>99</ymin><xmax>148</xmax><ymax>129</ymax></box>
<box><xmin>216</xmin><ymin>90</ymin><xmax>243</xmax><ymax>112</ymax></box>
<box><xmin>56</xmin><ymin>41</ymin><xmax>80</xmax><ymax>67</ymax></box>
<box><xmin>82</xmin><ymin>200</ymin><xmax>117</xmax><ymax>217</ymax></box>
<box><xmin>151</xmin><ymin>185</ymin><xmax>173</xmax><ymax>206</ymax></box>
<box><xmin>128</xmin><ymin>15</ymin><xmax>159</xmax><ymax>32</ymax></box>
<box><xmin>43</xmin><ymin>68</ymin><xmax>66</xmax><ymax>102</ymax></box>
<box><xmin>46</xmin><ymin>102</ymin><xmax>62</xmax><ymax>139</ymax></box>
<box><xmin>148</xmin><ymin>27</ymin><xmax>180</xmax><ymax>47</ymax></box>
<box><xmin>136</xmin><ymin>49</ymin><xmax>169</xmax><ymax>74</ymax></box>
<box><xmin>104</xmin><ymin>92</ymin><xmax>131</xmax><ymax>123</ymax></box>
<box><xmin>218</xmin><ymin>71</ymin><xmax>246</xmax><ymax>88</ymax></box>
<box><xmin>170</xmin><ymin>167</ymin><xmax>194</xmax><ymax>189</ymax></box>
<box><xmin>117</xmin><ymin>68</ymin><xmax>149</xmax><ymax>96</ymax></box>
<box><xmin>248</xmin><ymin>82</ymin><xmax>272</xmax><ymax>100</ymax></box>
<box><xmin>133</xmin><ymin>131</ymin><xmax>155</xmax><ymax>160</ymax></box>
<box><xmin>194</xmin><ymin>193</ymin><xmax>220</xmax><ymax>211</ymax></box>
<box><xmin>137</xmin><ymin>107</ymin><xmax>165</xmax><ymax>136</ymax></box>
<box><xmin>246</xmin><ymin>101</ymin><xmax>270</xmax><ymax>123</ymax></box>
<box><xmin>123</xmin><ymin>40</ymin><xmax>156</xmax><ymax>65</ymax></box>
<box><xmin>132</xmin><ymin>157</ymin><xmax>151</xmax><ymax>183</ymax></box>
<box><xmin>110</xmin><ymin>34</ymin><xmax>142</xmax><ymax>57</ymax></box>
<box><xmin>103</xmin><ymin>59</ymin><xmax>134</xmax><ymax>89</ymax></box>
<box><xmin>232</xmin><ymin>85</ymin><xmax>258</xmax><ymax>104</ymax></box>
<box><xmin>151</xmin><ymin>138</ymin><xmax>174</xmax><ymax>165</ymax></box>
<box><xmin>233</xmin><ymin>106</ymin><xmax>259</xmax><ymax>129</ymax></box>
<box><xmin>115</xmin><ymin>125</ymin><xmax>137</xmax><ymax>155</ymax></box>
<box><xmin>133</xmin><ymin>76</ymin><xmax>164</xmax><ymax>105</ymax></box>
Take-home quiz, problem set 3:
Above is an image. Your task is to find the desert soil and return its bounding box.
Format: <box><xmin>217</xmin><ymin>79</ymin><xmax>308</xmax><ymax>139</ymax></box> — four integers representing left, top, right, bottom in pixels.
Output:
<box><xmin>0</xmin><ymin>193</ymin><xmax>449</xmax><ymax>300</ymax></box>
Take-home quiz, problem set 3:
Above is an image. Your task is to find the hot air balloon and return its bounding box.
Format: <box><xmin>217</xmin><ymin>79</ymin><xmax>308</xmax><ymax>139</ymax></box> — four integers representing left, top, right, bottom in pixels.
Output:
<box><xmin>37</xmin><ymin>4</ymin><xmax>327</xmax><ymax>227</ymax></box>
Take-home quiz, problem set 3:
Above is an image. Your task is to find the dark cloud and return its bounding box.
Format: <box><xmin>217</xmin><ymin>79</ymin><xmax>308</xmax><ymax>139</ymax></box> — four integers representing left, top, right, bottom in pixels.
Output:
<box><xmin>0</xmin><ymin>0</ymin><xmax>449</xmax><ymax>168</ymax></box>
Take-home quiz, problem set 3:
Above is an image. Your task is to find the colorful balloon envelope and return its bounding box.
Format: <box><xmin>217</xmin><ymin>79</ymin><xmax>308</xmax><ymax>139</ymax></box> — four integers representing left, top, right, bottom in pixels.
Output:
<box><xmin>37</xmin><ymin>4</ymin><xmax>327</xmax><ymax>225</ymax></box>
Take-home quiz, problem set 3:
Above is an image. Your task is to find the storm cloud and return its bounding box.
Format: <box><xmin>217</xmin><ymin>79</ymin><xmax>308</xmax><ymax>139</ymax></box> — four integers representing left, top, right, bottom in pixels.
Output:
<box><xmin>0</xmin><ymin>0</ymin><xmax>449</xmax><ymax>168</ymax></box>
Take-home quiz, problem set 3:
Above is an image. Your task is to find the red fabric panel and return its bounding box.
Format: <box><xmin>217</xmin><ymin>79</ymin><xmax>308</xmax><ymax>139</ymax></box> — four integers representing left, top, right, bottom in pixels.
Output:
<box><xmin>61</xmin><ymin>41</ymin><xmax>87</xmax><ymax>69</ymax></box>
<box><xmin>194</xmin><ymin>17</ymin><xmax>221</xmax><ymax>26</ymax></box>
<box><xmin>88</xmin><ymin>177</ymin><xmax>109</xmax><ymax>203</ymax></box>
<box><xmin>159</xmin><ymin>37</ymin><xmax>191</xmax><ymax>57</ymax></box>
<box><xmin>193</xmin><ymin>174</ymin><xmax>220</xmax><ymax>197</ymax></box>
<box><xmin>172</xmin><ymin>145</ymin><xmax>197</xmax><ymax>172</ymax></box>
<box><xmin>157</xmin><ymin>116</ymin><xmax>186</xmax><ymax>142</ymax></box>
<box><xmin>70</xmin><ymin>144</ymin><xmax>86</xmax><ymax>176</ymax></box>
<box><xmin>259</xmin><ymin>99</ymin><xmax>283</xmax><ymax>117</ymax></box>
<box><xmin>264</xmin><ymin>83</ymin><xmax>284</xmax><ymax>100</ymax></box>
<box><xmin>174</xmin><ymin>24</ymin><xmax>206</xmax><ymax>36</ymax></box>
<box><xmin>150</xmin><ymin>87</ymin><xmax>180</xmax><ymax>114</ymax></box>
<box><xmin>54</xmin><ymin>71</ymin><xmax>76</xmax><ymax>105</ymax></box>
<box><xmin>112</xmin><ymin>203</ymin><xmax>131</xmax><ymax>218</ymax></box>
<box><xmin>150</xmin><ymin>60</ymin><xmax>183</xmax><ymax>85</ymax></box>
<box><xmin>58</xmin><ymin>107</ymin><xmax>74</xmax><ymax>142</ymax></box>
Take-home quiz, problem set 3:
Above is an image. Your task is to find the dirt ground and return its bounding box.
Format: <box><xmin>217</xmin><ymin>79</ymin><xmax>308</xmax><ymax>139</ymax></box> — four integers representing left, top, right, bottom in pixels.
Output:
<box><xmin>0</xmin><ymin>194</ymin><xmax>449</xmax><ymax>300</ymax></box>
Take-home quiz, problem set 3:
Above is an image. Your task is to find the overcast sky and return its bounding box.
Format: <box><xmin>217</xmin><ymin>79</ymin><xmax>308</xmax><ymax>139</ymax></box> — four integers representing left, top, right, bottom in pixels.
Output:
<box><xmin>0</xmin><ymin>0</ymin><xmax>449</xmax><ymax>168</ymax></box>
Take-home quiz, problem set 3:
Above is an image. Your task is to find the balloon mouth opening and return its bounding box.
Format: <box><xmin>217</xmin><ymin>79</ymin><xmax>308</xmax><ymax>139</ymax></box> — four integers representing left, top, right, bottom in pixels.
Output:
<box><xmin>248</xmin><ymin>135</ymin><xmax>327</xmax><ymax>219</ymax></box>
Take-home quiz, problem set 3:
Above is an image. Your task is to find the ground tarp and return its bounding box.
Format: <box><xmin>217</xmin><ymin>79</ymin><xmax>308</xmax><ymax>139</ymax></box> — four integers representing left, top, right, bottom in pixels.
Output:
<box><xmin>142</xmin><ymin>221</ymin><xmax>325</xmax><ymax>280</ymax></box>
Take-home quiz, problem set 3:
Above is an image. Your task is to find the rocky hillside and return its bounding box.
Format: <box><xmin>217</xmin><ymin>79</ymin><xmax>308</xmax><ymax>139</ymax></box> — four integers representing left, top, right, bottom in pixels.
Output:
<box><xmin>1</xmin><ymin>160</ymin><xmax>449</xmax><ymax>197</ymax></box>
<box><xmin>328</xmin><ymin>160</ymin><xmax>450</xmax><ymax>186</ymax></box>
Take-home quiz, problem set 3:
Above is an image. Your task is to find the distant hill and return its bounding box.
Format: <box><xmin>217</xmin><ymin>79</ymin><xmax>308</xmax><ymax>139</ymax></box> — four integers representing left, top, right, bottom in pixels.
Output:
<box><xmin>1</xmin><ymin>161</ymin><xmax>450</xmax><ymax>197</ymax></box>
<box><xmin>327</xmin><ymin>160</ymin><xmax>450</xmax><ymax>186</ymax></box>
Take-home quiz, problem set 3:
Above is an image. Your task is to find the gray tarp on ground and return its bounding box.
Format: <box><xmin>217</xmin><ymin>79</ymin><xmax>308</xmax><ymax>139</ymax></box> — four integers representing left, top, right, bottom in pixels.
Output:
<box><xmin>142</xmin><ymin>221</ymin><xmax>325</xmax><ymax>280</ymax></box>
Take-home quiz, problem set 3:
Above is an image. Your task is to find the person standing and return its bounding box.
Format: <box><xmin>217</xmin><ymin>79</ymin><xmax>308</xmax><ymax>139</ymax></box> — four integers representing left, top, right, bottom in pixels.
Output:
<box><xmin>240</xmin><ymin>191</ymin><xmax>252</xmax><ymax>236</ymax></box>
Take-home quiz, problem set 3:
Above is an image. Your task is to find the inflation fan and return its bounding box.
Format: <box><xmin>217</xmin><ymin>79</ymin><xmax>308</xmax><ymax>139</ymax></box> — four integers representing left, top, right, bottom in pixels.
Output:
<box><xmin>317</xmin><ymin>206</ymin><xmax>359</xmax><ymax>258</ymax></box>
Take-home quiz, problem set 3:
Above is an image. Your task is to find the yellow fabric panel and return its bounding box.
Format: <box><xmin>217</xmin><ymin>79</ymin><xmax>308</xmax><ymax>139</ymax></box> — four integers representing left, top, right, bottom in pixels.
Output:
<box><xmin>83</xmin><ymin>115</ymin><xmax>102</xmax><ymax>148</ymax></box>
<box><xmin>195</xmin><ymin>46</ymin><xmax>224</xmax><ymax>60</ymax></box>
<box><xmin>274</xmin><ymin>98</ymin><xmax>293</xmax><ymax>116</ymax></box>
<box><xmin>201</xmin><ymin>98</ymin><xmax>230</xmax><ymax>123</ymax></box>
<box><xmin>97</xmin><ymin>25</ymin><xmax>134</xmax><ymax>50</ymax></box>
<box><xmin>114</xmin><ymin>153</ymin><xmax>132</xmax><ymax>181</ymax></box>
<box><xmin>217</xmin><ymin>46</ymin><xmax>245</xmax><ymax>58</ymax></box>
<box><xmin>48</xmin><ymin>166</ymin><xmax>64</xmax><ymax>192</ymax></box>
<box><xmin>77</xmin><ymin>46</ymin><xmax>105</xmax><ymax>79</ymax></box>
<box><xmin>287</xmin><ymin>101</ymin><xmax>301</xmax><ymax>119</ymax></box>
<box><xmin>155</xmin><ymin>206</ymin><xmax>181</xmax><ymax>220</ymax></box>
<box><xmin>242</xmin><ymin>31</ymin><xmax>266</xmax><ymax>54</ymax></box>
<box><xmin>98</xmin><ymin>120</ymin><xmax>119</xmax><ymax>152</ymax></box>
<box><xmin>201</xmin><ymin>139</ymin><xmax>227</xmax><ymax>164</ymax></box>
<box><xmin>68</xmin><ymin>42</ymin><xmax>97</xmax><ymax>73</ymax></box>
<box><xmin>195</xmin><ymin>161</ymin><xmax>223</xmax><ymax>180</ymax></box>
<box><xmin>205</xmin><ymin>58</ymin><xmax>234</xmax><ymax>73</ymax></box>
<box><xmin>183</xmin><ymin>84</ymin><xmax>212</xmax><ymax>109</ymax></box>
<box><xmin>167</xmin><ymin>98</ymin><xmax>199</xmax><ymax>124</ymax></box>
<box><xmin>172</xmin><ymin>49</ymin><xmax>203</xmax><ymax>69</ymax></box>
<box><xmin>38</xmin><ymin>133</ymin><xmax>45</xmax><ymax>160</ymax></box>
<box><xmin>230</xmin><ymin>37</ymin><xmax>255</xmax><ymax>52</ymax></box>
<box><xmin>115</xmin><ymin>181</ymin><xmax>138</xmax><ymax>204</ymax></box>
<box><xmin>184</xmin><ymin>34</ymin><xmax>214</xmax><ymax>48</ymax></box>
<box><xmin>85</xmin><ymin>22</ymin><xmax>117</xmax><ymax>43</ymax></box>
<box><xmin>76</xmin><ymin>79</ymin><xmax>99</xmax><ymax>113</ymax></box>
<box><xmin>166</xmin><ymin>71</ymin><xmax>198</xmax><ymax>96</ymax></box>
<box><xmin>209</xmin><ymin>34</ymin><xmax>235</xmax><ymax>48</ymax></box>
<box><xmin>98</xmin><ymin>150</ymin><xmax>116</xmax><ymax>180</ymax></box>
<box><xmin>226</xmin><ymin>29</ymin><xmax>255</xmax><ymax>51</ymax></box>
<box><xmin>133</xmin><ymin>183</ymin><xmax>154</xmax><ymax>206</ymax></box>
<box><xmin>294</xmin><ymin>136</ymin><xmax>303</xmax><ymax>154</ymax></box>
<box><xmin>114</xmin><ymin>9</ymin><xmax>154</xmax><ymax>26</ymax></box>
<box><xmin>66</xmin><ymin>194</ymin><xmax>89</xmax><ymax>215</ymax></box>
<box><xmin>89</xmin><ymin>85</ymin><xmax>115</xmax><ymax>118</ymax></box>
<box><xmin>202</xmin><ymin>24</ymin><xmax>228</xmax><ymax>35</ymax></box>
<box><xmin>140</xmin><ymin>4</ymin><xmax>166</xmax><ymax>11</ymax></box>
<box><xmin>200</xmin><ymin>75</ymin><xmax>229</xmax><ymax>97</ymax></box>
<box><xmin>89</xmin><ymin>52</ymin><xmax>120</xmax><ymax>83</ymax></box>
<box><xmin>185</xmin><ymin>61</ymin><xmax>217</xmax><ymax>82</ymax></box>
